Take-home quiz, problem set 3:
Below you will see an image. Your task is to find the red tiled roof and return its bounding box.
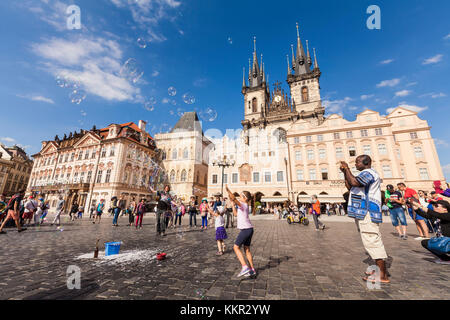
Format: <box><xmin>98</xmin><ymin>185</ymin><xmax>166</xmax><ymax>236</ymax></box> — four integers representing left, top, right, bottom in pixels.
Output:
<box><xmin>99</xmin><ymin>122</ymin><xmax>154</xmax><ymax>140</ymax></box>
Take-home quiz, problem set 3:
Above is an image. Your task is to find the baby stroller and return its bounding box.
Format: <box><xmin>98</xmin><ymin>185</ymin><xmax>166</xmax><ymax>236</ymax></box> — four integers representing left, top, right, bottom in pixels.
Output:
<box><xmin>287</xmin><ymin>208</ymin><xmax>309</xmax><ymax>226</ymax></box>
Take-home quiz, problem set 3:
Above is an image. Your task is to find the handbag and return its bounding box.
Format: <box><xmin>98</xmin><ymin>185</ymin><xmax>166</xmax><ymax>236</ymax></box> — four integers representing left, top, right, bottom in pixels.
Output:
<box><xmin>428</xmin><ymin>236</ymin><xmax>450</xmax><ymax>254</ymax></box>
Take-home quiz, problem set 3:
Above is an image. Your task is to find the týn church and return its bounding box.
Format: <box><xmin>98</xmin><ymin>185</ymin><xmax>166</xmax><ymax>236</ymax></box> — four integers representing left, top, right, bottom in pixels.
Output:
<box><xmin>207</xmin><ymin>24</ymin><xmax>445</xmax><ymax>205</ymax></box>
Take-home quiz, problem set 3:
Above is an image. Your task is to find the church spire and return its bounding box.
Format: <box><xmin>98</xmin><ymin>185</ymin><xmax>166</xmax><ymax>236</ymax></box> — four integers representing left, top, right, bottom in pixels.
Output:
<box><xmin>286</xmin><ymin>54</ymin><xmax>291</xmax><ymax>75</ymax></box>
<box><xmin>294</xmin><ymin>22</ymin><xmax>310</xmax><ymax>75</ymax></box>
<box><xmin>242</xmin><ymin>67</ymin><xmax>246</xmax><ymax>88</ymax></box>
<box><xmin>291</xmin><ymin>44</ymin><xmax>295</xmax><ymax>71</ymax></box>
<box><xmin>313</xmin><ymin>47</ymin><xmax>319</xmax><ymax>70</ymax></box>
<box><xmin>306</xmin><ymin>40</ymin><xmax>312</xmax><ymax>66</ymax></box>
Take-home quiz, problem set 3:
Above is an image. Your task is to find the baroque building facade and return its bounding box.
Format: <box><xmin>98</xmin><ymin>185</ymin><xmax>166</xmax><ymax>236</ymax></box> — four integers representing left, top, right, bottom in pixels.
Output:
<box><xmin>27</xmin><ymin>120</ymin><xmax>161</xmax><ymax>212</ymax></box>
<box><xmin>208</xmin><ymin>25</ymin><xmax>445</xmax><ymax>204</ymax></box>
<box><xmin>0</xmin><ymin>144</ymin><xmax>33</xmax><ymax>196</ymax></box>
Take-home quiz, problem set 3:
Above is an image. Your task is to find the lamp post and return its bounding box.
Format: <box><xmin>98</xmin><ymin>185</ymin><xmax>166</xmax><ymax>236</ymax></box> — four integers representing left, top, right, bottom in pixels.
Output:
<box><xmin>284</xmin><ymin>157</ymin><xmax>291</xmax><ymax>202</ymax></box>
<box><xmin>212</xmin><ymin>156</ymin><xmax>235</xmax><ymax>196</ymax></box>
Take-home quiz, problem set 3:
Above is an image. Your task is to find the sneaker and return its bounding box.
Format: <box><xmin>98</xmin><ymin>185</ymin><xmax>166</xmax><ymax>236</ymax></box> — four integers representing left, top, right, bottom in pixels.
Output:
<box><xmin>402</xmin><ymin>234</ymin><xmax>408</xmax><ymax>240</ymax></box>
<box><xmin>237</xmin><ymin>266</ymin><xmax>251</xmax><ymax>277</ymax></box>
<box><xmin>249</xmin><ymin>268</ymin><xmax>257</xmax><ymax>276</ymax></box>
<box><xmin>414</xmin><ymin>237</ymin><xmax>423</xmax><ymax>241</ymax></box>
<box><xmin>434</xmin><ymin>259</ymin><xmax>450</xmax><ymax>265</ymax></box>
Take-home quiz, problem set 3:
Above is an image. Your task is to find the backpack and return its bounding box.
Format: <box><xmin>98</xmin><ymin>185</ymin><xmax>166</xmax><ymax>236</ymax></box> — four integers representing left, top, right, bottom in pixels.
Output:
<box><xmin>6</xmin><ymin>195</ymin><xmax>18</xmax><ymax>211</ymax></box>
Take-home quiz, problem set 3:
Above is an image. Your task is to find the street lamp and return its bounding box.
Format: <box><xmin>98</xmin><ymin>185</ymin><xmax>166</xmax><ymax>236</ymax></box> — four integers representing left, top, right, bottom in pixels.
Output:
<box><xmin>212</xmin><ymin>156</ymin><xmax>235</xmax><ymax>196</ymax></box>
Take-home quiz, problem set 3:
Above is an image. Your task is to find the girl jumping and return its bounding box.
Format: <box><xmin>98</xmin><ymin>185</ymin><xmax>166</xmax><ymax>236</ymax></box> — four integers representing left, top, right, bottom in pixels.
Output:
<box><xmin>225</xmin><ymin>185</ymin><xmax>256</xmax><ymax>277</ymax></box>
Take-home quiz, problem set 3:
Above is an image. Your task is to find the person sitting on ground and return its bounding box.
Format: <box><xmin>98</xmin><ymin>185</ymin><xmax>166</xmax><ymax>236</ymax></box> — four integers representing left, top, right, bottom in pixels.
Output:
<box><xmin>410</xmin><ymin>200</ymin><xmax>450</xmax><ymax>264</ymax></box>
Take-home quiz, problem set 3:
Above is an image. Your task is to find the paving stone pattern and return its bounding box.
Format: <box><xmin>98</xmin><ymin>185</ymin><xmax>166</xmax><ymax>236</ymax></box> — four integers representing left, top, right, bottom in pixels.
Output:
<box><xmin>0</xmin><ymin>214</ymin><xmax>448</xmax><ymax>300</ymax></box>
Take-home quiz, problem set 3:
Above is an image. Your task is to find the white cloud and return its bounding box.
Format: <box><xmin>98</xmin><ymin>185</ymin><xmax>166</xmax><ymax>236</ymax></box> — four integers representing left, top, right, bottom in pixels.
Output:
<box><xmin>361</xmin><ymin>94</ymin><xmax>374</xmax><ymax>101</ymax></box>
<box><xmin>323</xmin><ymin>97</ymin><xmax>352</xmax><ymax>114</ymax></box>
<box><xmin>387</xmin><ymin>104</ymin><xmax>428</xmax><ymax>114</ymax></box>
<box><xmin>422</xmin><ymin>54</ymin><xmax>443</xmax><ymax>65</ymax></box>
<box><xmin>379</xmin><ymin>59</ymin><xmax>394</xmax><ymax>65</ymax></box>
<box><xmin>406</xmin><ymin>82</ymin><xmax>418</xmax><ymax>87</ymax></box>
<box><xmin>31</xmin><ymin>36</ymin><xmax>141</xmax><ymax>102</ymax></box>
<box><xmin>1</xmin><ymin>137</ymin><xmax>16</xmax><ymax>143</ymax></box>
<box><xmin>152</xmin><ymin>70</ymin><xmax>160</xmax><ymax>77</ymax></box>
<box><xmin>110</xmin><ymin>0</ymin><xmax>181</xmax><ymax>43</ymax></box>
<box><xmin>22</xmin><ymin>0</ymin><xmax>69</xmax><ymax>31</ymax></box>
<box><xmin>17</xmin><ymin>94</ymin><xmax>55</xmax><ymax>104</ymax></box>
<box><xmin>193</xmin><ymin>78</ymin><xmax>208</xmax><ymax>87</ymax></box>
<box><xmin>443</xmin><ymin>34</ymin><xmax>450</xmax><ymax>40</ymax></box>
<box><xmin>435</xmin><ymin>139</ymin><xmax>449</xmax><ymax>148</ymax></box>
<box><xmin>395</xmin><ymin>90</ymin><xmax>412</xmax><ymax>97</ymax></box>
<box><xmin>376</xmin><ymin>78</ymin><xmax>401</xmax><ymax>88</ymax></box>
<box><xmin>419</xmin><ymin>92</ymin><xmax>447</xmax><ymax>99</ymax></box>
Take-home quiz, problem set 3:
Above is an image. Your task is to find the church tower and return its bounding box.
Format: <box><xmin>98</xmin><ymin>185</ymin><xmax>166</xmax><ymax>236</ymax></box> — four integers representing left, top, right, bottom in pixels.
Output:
<box><xmin>287</xmin><ymin>23</ymin><xmax>324</xmax><ymax>125</ymax></box>
<box><xmin>241</xmin><ymin>37</ymin><xmax>269</xmax><ymax>127</ymax></box>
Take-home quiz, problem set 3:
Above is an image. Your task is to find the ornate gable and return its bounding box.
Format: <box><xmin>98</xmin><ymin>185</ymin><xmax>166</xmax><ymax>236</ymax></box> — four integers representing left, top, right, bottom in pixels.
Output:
<box><xmin>73</xmin><ymin>132</ymin><xmax>101</xmax><ymax>148</ymax></box>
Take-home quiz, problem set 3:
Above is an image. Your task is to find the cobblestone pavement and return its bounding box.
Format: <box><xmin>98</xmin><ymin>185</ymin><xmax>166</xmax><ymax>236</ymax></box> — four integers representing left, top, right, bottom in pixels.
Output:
<box><xmin>0</xmin><ymin>213</ymin><xmax>448</xmax><ymax>300</ymax></box>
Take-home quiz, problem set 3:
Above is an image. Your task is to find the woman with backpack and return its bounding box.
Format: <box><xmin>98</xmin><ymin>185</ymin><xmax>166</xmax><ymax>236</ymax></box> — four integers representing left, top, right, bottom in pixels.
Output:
<box><xmin>134</xmin><ymin>199</ymin><xmax>146</xmax><ymax>229</ymax></box>
<box><xmin>93</xmin><ymin>199</ymin><xmax>105</xmax><ymax>224</ymax></box>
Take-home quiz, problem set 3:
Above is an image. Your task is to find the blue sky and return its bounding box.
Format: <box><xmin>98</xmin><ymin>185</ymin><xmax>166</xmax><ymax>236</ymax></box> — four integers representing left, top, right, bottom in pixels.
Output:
<box><xmin>0</xmin><ymin>0</ymin><xmax>449</xmax><ymax>178</ymax></box>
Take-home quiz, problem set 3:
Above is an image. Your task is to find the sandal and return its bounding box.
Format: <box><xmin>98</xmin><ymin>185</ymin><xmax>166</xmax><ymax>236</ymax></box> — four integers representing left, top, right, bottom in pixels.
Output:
<box><xmin>363</xmin><ymin>276</ymin><xmax>390</xmax><ymax>284</ymax></box>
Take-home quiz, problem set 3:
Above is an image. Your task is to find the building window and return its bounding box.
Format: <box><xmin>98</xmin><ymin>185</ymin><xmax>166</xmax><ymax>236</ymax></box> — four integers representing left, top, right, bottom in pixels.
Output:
<box><xmin>309</xmin><ymin>169</ymin><xmax>316</xmax><ymax>180</ymax></box>
<box><xmin>410</xmin><ymin>132</ymin><xmax>418</xmax><ymax>139</ymax></box>
<box><xmin>396</xmin><ymin>149</ymin><xmax>401</xmax><ymax>159</ymax></box>
<box><xmin>307</xmin><ymin>149</ymin><xmax>314</xmax><ymax>160</ymax></box>
<box><xmin>105</xmin><ymin>169</ymin><xmax>111</xmax><ymax>183</ymax></box>
<box><xmin>170</xmin><ymin>171</ymin><xmax>176</xmax><ymax>183</ymax></box>
<box><xmin>277</xmin><ymin>171</ymin><xmax>284</xmax><ymax>182</ymax></box>
<box><xmin>317</xmin><ymin>135</ymin><xmax>323</xmax><ymax>142</ymax></box>
<box><xmin>78</xmin><ymin>152</ymin><xmax>83</xmax><ymax>161</ymax></box>
<box><xmin>252</xmin><ymin>98</ymin><xmax>257</xmax><ymax>113</ymax></box>
<box><xmin>414</xmin><ymin>146</ymin><xmax>423</xmax><ymax>158</ymax></box>
<box><xmin>87</xmin><ymin>171</ymin><xmax>92</xmax><ymax>183</ymax></box>
<box><xmin>96</xmin><ymin>170</ymin><xmax>103</xmax><ymax>183</ymax></box>
<box><xmin>295</xmin><ymin>150</ymin><xmax>302</xmax><ymax>161</ymax></box>
<box><xmin>301</xmin><ymin>86</ymin><xmax>309</xmax><ymax>102</ymax></box>
<box><xmin>110</xmin><ymin>146</ymin><xmax>115</xmax><ymax>157</ymax></box>
<box><xmin>212</xmin><ymin>174</ymin><xmax>218</xmax><ymax>184</ymax></box>
<box><xmin>378</xmin><ymin>144</ymin><xmax>387</xmax><ymax>155</ymax></box>
<box><xmin>349</xmin><ymin>146</ymin><xmax>356</xmax><ymax>157</ymax></box>
<box><xmin>264</xmin><ymin>172</ymin><xmax>271</xmax><ymax>183</ymax></box>
<box><xmin>183</xmin><ymin>148</ymin><xmax>189</xmax><ymax>159</ymax></box>
<box><xmin>296</xmin><ymin>170</ymin><xmax>304</xmax><ymax>181</ymax></box>
<box><xmin>400</xmin><ymin>168</ymin><xmax>405</xmax><ymax>179</ymax></box>
<box><xmin>419</xmin><ymin>168</ymin><xmax>429</xmax><ymax>180</ymax></box>
<box><xmin>64</xmin><ymin>154</ymin><xmax>69</xmax><ymax>162</ymax></box>
<box><xmin>223</xmin><ymin>174</ymin><xmax>228</xmax><ymax>184</ymax></box>
<box><xmin>306</xmin><ymin>136</ymin><xmax>312</xmax><ymax>143</ymax></box>
<box><xmin>232</xmin><ymin>173</ymin><xmax>238</xmax><ymax>183</ymax></box>
<box><xmin>360</xmin><ymin>129</ymin><xmax>368</xmax><ymax>137</ymax></box>
<box><xmin>375</xmin><ymin>128</ymin><xmax>383</xmax><ymax>136</ymax></box>
<box><xmin>58</xmin><ymin>156</ymin><xmax>63</xmax><ymax>164</ymax></box>
<box><xmin>336</xmin><ymin>147</ymin><xmax>343</xmax><ymax>158</ymax></box>
<box><xmin>80</xmin><ymin>172</ymin><xmax>85</xmax><ymax>183</ymax></box>
<box><xmin>363</xmin><ymin>145</ymin><xmax>371</xmax><ymax>156</ymax></box>
<box><xmin>253</xmin><ymin>172</ymin><xmax>260</xmax><ymax>183</ymax></box>
<box><xmin>181</xmin><ymin>170</ymin><xmax>187</xmax><ymax>182</ymax></box>
<box><xmin>382</xmin><ymin>165</ymin><xmax>392</xmax><ymax>178</ymax></box>
<box><xmin>92</xmin><ymin>149</ymin><xmax>97</xmax><ymax>159</ymax></box>
<box><xmin>334</xmin><ymin>133</ymin><xmax>340</xmax><ymax>140</ymax></box>
<box><xmin>70</xmin><ymin>153</ymin><xmax>75</xmax><ymax>162</ymax></box>
<box><xmin>101</xmin><ymin>149</ymin><xmax>107</xmax><ymax>158</ymax></box>
<box><xmin>294</xmin><ymin>137</ymin><xmax>300</xmax><ymax>144</ymax></box>
<box><xmin>321</xmin><ymin>168</ymin><xmax>328</xmax><ymax>180</ymax></box>
<box><xmin>346</xmin><ymin>131</ymin><xmax>353</xmax><ymax>139</ymax></box>
<box><xmin>85</xmin><ymin>150</ymin><xmax>90</xmax><ymax>160</ymax></box>
<box><xmin>319</xmin><ymin>149</ymin><xmax>326</xmax><ymax>159</ymax></box>
<box><xmin>172</xmin><ymin>149</ymin><xmax>177</xmax><ymax>160</ymax></box>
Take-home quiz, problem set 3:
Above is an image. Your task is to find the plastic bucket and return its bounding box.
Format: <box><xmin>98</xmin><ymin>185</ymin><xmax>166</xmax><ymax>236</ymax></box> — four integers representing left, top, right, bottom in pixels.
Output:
<box><xmin>105</xmin><ymin>242</ymin><xmax>121</xmax><ymax>256</ymax></box>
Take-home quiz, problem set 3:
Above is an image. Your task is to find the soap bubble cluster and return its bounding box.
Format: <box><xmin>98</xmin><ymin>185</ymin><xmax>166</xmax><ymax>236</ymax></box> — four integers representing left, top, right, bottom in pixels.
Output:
<box><xmin>120</xmin><ymin>58</ymin><xmax>144</xmax><ymax>84</ymax></box>
<box><xmin>199</xmin><ymin>107</ymin><xmax>217</xmax><ymax>122</ymax></box>
<box><xmin>69</xmin><ymin>89</ymin><xmax>87</xmax><ymax>105</ymax></box>
<box><xmin>143</xmin><ymin>97</ymin><xmax>156</xmax><ymax>111</ymax></box>
<box><xmin>137</xmin><ymin>38</ymin><xmax>147</xmax><ymax>49</ymax></box>
<box><xmin>182</xmin><ymin>92</ymin><xmax>195</xmax><ymax>105</ymax></box>
<box><xmin>56</xmin><ymin>74</ymin><xmax>87</xmax><ymax>104</ymax></box>
<box><xmin>168</xmin><ymin>86</ymin><xmax>177</xmax><ymax>96</ymax></box>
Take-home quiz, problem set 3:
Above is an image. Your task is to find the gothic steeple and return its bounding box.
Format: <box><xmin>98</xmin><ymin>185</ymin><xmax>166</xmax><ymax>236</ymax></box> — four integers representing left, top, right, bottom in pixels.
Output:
<box><xmin>313</xmin><ymin>47</ymin><xmax>319</xmax><ymax>70</ymax></box>
<box><xmin>293</xmin><ymin>22</ymin><xmax>310</xmax><ymax>75</ymax></box>
<box><xmin>286</xmin><ymin>55</ymin><xmax>291</xmax><ymax>75</ymax></box>
<box><xmin>248</xmin><ymin>37</ymin><xmax>264</xmax><ymax>88</ymax></box>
